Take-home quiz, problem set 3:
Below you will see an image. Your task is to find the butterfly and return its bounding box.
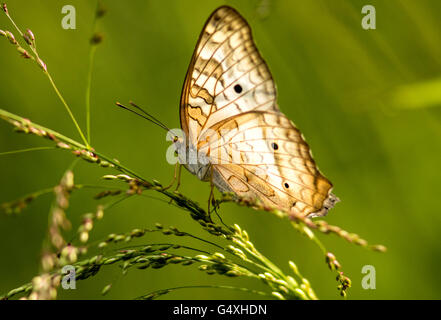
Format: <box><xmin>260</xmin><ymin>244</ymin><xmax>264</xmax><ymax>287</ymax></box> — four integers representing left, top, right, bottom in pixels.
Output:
<box><xmin>173</xmin><ymin>6</ymin><xmax>338</xmax><ymax>219</ymax></box>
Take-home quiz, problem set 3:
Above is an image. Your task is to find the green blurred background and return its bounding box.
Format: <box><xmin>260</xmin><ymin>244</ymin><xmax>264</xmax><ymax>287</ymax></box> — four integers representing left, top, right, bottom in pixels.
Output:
<box><xmin>1</xmin><ymin>0</ymin><xmax>441</xmax><ymax>300</ymax></box>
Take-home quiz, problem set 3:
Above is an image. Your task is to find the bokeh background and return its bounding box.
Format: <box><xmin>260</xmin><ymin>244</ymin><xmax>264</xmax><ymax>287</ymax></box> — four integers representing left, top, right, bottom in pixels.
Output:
<box><xmin>1</xmin><ymin>0</ymin><xmax>441</xmax><ymax>300</ymax></box>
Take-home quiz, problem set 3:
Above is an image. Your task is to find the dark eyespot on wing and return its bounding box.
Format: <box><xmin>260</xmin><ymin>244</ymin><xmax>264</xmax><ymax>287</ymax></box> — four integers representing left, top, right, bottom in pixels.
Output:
<box><xmin>234</xmin><ymin>84</ymin><xmax>243</xmax><ymax>93</ymax></box>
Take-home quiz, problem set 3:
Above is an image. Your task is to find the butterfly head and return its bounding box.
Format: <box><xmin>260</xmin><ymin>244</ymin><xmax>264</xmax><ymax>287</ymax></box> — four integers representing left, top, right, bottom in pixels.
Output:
<box><xmin>172</xmin><ymin>135</ymin><xmax>186</xmax><ymax>164</ymax></box>
<box><xmin>172</xmin><ymin>135</ymin><xmax>211</xmax><ymax>182</ymax></box>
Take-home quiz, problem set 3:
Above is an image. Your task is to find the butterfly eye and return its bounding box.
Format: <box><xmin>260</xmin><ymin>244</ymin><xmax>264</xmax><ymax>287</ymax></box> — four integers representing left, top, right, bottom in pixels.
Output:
<box><xmin>271</xmin><ymin>142</ymin><xmax>279</xmax><ymax>150</ymax></box>
<box><xmin>173</xmin><ymin>136</ymin><xmax>179</xmax><ymax>142</ymax></box>
<box><xmin>234</xmin><ymin>84</ymin><xmax>243</xmax><ymax>94</ymax></box>
<box><xmin>284</xmin><ymin>182</ymin><xmax>290</xmax><ymax>189</ymax></box>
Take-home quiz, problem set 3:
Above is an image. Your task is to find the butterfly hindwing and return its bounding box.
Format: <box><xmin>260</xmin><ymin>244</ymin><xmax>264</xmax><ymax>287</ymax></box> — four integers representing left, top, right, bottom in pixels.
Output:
<box><xmin>197</xmin><ymin>111</ymin><xmax>335</xmax><ymax>217</ymax></box>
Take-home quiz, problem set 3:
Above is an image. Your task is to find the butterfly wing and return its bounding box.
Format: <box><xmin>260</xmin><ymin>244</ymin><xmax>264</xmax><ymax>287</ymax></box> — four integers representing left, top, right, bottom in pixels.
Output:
<box><xmin>180</xmin><ymin>6</ymin><xmax>277</xmax><ymax>147</ymax></box>
<box><xmin>198</xmin><ymin>110</ymin><xmax>337</xmax><ymax>217</ymax></box>
<box><xmin>180</xmin><ymin>6</ymin><xmax>338</xmax><ymax>218</ymax></box>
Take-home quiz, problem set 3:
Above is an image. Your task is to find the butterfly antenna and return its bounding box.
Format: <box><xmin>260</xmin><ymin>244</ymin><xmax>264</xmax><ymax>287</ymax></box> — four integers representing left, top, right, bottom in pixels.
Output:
<box><xmin>129</xmin><ymin>101</ymin><xmax>170</xmax><ymax>132</ymax></box>
<box><xmin>115</xmin><ymin>102</ymin><xmax>170</xmax><ymax>132</ymax></box>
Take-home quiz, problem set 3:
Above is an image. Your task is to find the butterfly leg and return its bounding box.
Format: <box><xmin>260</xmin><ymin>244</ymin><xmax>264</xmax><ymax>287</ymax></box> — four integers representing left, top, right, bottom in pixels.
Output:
<box><xmin>174</xmin><ymin>164</ymin><xmax>182</xmax><ymax>192</ymax></box>
<box><xmin>163</xmin><ymin>162</ymin><xmax>180</xmax><ymax>191</ymax></box>
<box><xmin>164</xmin><ymin>163</ymin><xmax>182</xmax><ymax>205</ymax></box>
<box><xmin>207</xmin><ymin>166</ymin><xmax>220</xmax><ymax>216</ymax></box>
<box><xmin>207</xmin><ymin>167</ymin><xmax>229</xmax><ymax>227</ymax></box>
<box><xmin>208</xmin><ymin>182</ymin><xmax>215</xmax><ymax>215</ymax></box>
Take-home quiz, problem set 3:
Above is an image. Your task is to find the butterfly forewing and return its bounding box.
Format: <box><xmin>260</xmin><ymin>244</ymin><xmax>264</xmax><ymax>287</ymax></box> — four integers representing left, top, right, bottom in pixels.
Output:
<box><xmin>180</xmin><ymin>6</ymin><xmax>277</xmax><ymax>146</ymax></box>
<box><xmin>179</xmin><ymin>6</ymin><xmax>338</xmax><ymax>218</ymax></box>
